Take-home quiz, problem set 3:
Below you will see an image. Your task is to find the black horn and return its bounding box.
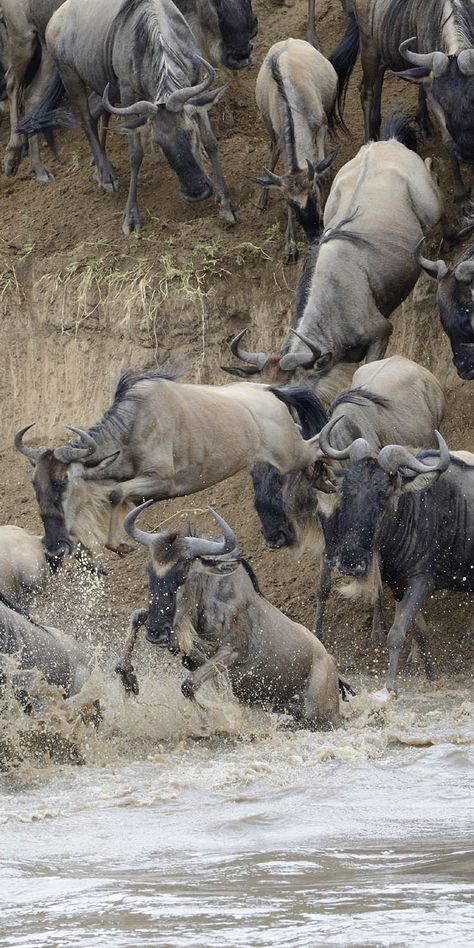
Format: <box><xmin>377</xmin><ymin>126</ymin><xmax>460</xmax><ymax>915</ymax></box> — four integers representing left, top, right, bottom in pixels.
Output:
<box><xmin>53</xmin><ymin>427</ymin><xmax>98</xmax><ymax>463</ymax></box>
<box><xmin>415</xmin><ymin>238</ymin><xmax>448</xmax><ymax>281</ymax></box>
<box><xmin>454</xmin><ymin>258</ymin><xmax>474</xmax><ymax>283</ymax></box>
<box><xmin>14</xmin><ymin>424</ymin><xmax>45</xmax><ymax>466</ymax></box>
<box><xmin>165</xmin><ymin>56</ymin><xmax>216</xmax><ymax>113</ymax></box>
<box><xmin>102</xmin><ymin>83</ymin><xmax>158</xmax><ymax>119</ymax></box>
<box><xmin>457</xmin><ymin>49</ymin><xmax>474</xmax><ymax>76</ymax></box>
<box><xmin>124</xmin><ymin>499</ymin><xmax>163</xmax><ymax>549</ymax></box>
<box><xmin>279</xmin><ymin>328</ymin><xmax>321</xmax><ymax>371</ymax></box>
<box><xmin>377</xmin><ymin>431</ymin><xmax>450</xmax><ymax>475</ymax></box>
<box><xmin>399</xmin><ymin>37</ymin><xmax>448</xmax><ymax>78</ymax></box>
<box><xmin>229</xmin><ymin>328</ymin><xmax>268</xmax><ymax>371</ymax></box>
<box><xmin>184</xmin><ymin>507</ymin><xmax>238</xmax><ymax>559</ymax></box>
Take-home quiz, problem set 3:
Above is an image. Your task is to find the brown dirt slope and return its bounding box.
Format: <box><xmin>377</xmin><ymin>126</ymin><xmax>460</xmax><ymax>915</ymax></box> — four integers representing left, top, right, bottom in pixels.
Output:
<box><xmin>0</xmin><ymin>0</ymin><xmax>472</xmax><ymax>678</ymax></box>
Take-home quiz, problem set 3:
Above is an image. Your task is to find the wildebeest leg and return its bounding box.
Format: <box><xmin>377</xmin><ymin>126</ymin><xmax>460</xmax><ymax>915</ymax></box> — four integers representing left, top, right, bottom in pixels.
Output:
<box><xmin>27</xmin><ymin>135</ymin><xmax>54</xmax><ymax>183</ymax></box>
<box><xmin>181</xmin><ymin>643</ymin><xmax>239</xmax><ymax>699</ymax></box>
<box><xmin>371</xmin><ymin>585</ymin><xmax>385</xmax><ymax>644</ymax></box>
<box><xmin>122</xmin><ymin>130</ymin><xmax>144</xmax><ymax>235</ymax></box>
<box><xmin>256</xmin><ymin>135</ymin><xmax>279</xmax><ymax>211</ymax></box>
<box><xmin>416</xmin><ymin>88</ymin><xmax>433</xmax><ymax>141</ymax></box>
<box><xmin>313</xmin><ymin>557</ymin><xmax>332</xmax><ymax>642</ymax></box>
<box><xmin>386</xmin><ymin>578</ymin><xmax>431</xmax><ymax>694</ymax></box>
<box><xmin>359</xmin><ymin>47</ymin><xmax>383</xmax><ymax>142</ymax></box>
<box><xmin>303</xmin><ymin>660</ymin><xmax>340</xmax><ymax>730</ymax></box>
<box><xmin>23</xmin><ymin>51</ymin><xmax>56</xmax><ymax>182</ymax></box>
<box><xmin>411</xmin><ymin>613</ymin><xmax>436</xmax><ymax>681</ymax></box>
<box><xmin>4</xmin><ymin>41</ymin><xmax>35</xmax><ymax>176</ymax></box>
<box><xmin>108</xmin><ymin>473</ymin><xmax>173</xmax><ymax>506</ymax></box>
<box><xmin>194</xmin><ymin>111</ymin><xmax>236</xmax><ymax>224</ymax></box>
<box><xmin>285</xmin><ymin>206</ymin><xmax>299</xmax><ymax>265</ymax></box>
<box><xmin>115</xmin><ymin>608</ymin><xmax>148</xmax><ymax>695</ymax></box>
<box><xmin>60</xmin><ymin>67</ymin><xmax>118</xmax><ymax>193</ymax></box>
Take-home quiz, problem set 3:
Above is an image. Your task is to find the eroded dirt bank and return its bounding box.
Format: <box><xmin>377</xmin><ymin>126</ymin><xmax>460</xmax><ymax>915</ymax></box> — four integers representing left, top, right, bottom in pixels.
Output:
<box><xmin>0</xmin><ymin>0</ymin><xmax>473</xmax><ymax>678</ymax></box>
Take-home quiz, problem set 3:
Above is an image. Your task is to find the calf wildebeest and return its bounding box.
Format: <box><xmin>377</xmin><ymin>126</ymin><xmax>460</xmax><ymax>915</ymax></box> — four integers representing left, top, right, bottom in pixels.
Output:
<box><xmin>1</xmin><ymin>0</ymin><xmax>61</xmax><ymax>181</ymax></box>
<box><xmin>254</xmin><ymin>20</ymin><xmax>358</xmax><ymax>261</ymax></box>
<box><xmin>278</xmin><ymin>113</ymin><xmax>442</xmax><ymax>375</ymax></box>
<box><xmin>417</xmin><ymin>238</ymin><xmax>474</xmax><ymax>380</ymax></box>
<box><xmin>250</xmin><ymin>356</ymin><xmax>445</xmax><ymax>641</ymax></box>
<box><xmin>0</xmin><ymin>526</ymin><xmax>50</xmax><ymax>605</ymax></box>
<box><xmin>0</xmin><ymin>592</ymin><xmax>93</xmax><ymax>704</ymax></box>
<box><xmin>15</xmin><ymin>367</ymin><xmax>326</xmax><ymax>561</ymax></box>
<box><xmin>318</xmin><ymin>427</ymin><xmax>474</xmax><ymax>692</ymax></box>
<box><xmin>352</xmin><ymin>0</ymin><xmax>474</xmax><ymax>211</ymax></box>
<box><xmin>17</xmin><ymin>0</ymin><xmax>235</xmax><ymax>232</ymax></box>
<box><xmin>118</xmin><ymin>503</ymin><xmax>347</xmax><ymax>729</ymax></box>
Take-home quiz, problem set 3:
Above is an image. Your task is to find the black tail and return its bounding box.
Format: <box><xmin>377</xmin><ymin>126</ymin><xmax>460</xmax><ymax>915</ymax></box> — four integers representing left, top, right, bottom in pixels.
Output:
<box><xmin>16</xmin><ymin>70</ymin><xmax>76</xmax><ymax>136</ymax></box>
<box><xmin>328</xmin><ymin>14</ymin><xmax>360</xmax><ymax>131</ymax></box>
<box><xmin>269</xmin><ymin>385</ymin><xmax>329</xmax><ymax>439</ymax></box>
<box><xmin>338</xmin><ymin>677</ymin><xmax>356</xmax><ymax>700</ymax></box>
<box><xmin>381</xmin><ymin>110</ymin><xmax>418</xmax><ymax>152</ymax></box>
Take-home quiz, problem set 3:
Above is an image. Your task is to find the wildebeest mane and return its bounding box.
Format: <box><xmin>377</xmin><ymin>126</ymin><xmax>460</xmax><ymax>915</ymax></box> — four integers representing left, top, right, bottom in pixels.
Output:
<box><xmin>269</xmin><ymin>53</ymin><xmax>297</xmax><ymax>169</ymax></box>
<box><xmin>116</xmin><ymin>0</ymin><xmax>192</xmax><ymax>99</ymax></box>
<box><xmin>240</xmin><ymin>557</ymin><xmax>261</xmax><ymax>594</ymax></box>
<box><xmin>0</xmin><ymin>590</ymin><xmax>50</xmax><ymax>635</ymax></box>
<box><xmin>331</xmin><ymin>387</ymin><xmax>390</xmax><ymax>411</ymax></box>
<box><xmin>381</xmin><ymin>110</ymin><xmax>418</xmax><ymax>151</ymax></box>
<box><xmin>84</xmin><ymin>367</ymin><xmax>178</xmax><ymax>447</ymax></box>
<box><xmin>383</xmin><ymin>0</ymin><xmax>474</xmax><ymax>53</ymax></box>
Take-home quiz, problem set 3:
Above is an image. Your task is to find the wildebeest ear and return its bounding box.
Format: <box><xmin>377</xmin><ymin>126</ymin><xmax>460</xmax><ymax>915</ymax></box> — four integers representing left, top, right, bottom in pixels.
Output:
<box><xmin>391</xmin><ymin>66</ymin><xmax>431</xmax><ymax>83</ymax></box>
<box><xmin>398</xmin><ymin>469</ymin><xmax>442</xmax><ymax>494</ymax></box>
<box><xmin>189</xmin><ymin>84</ymin><xmax>228</xmax><ymax>111</ymax></box>
<box><xmin>221</xmin><ymin>364</ymin><xmax>261</xmax><ymax>377</ymax></box>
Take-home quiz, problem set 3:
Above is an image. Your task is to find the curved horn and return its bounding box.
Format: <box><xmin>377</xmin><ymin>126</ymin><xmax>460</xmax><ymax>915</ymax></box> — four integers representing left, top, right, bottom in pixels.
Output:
<box><xmin>377</xmin><ymin>431</ymin><xmax>450</xmax><ymax>475</ymax></box>
<box><xmin>183</xmin><ymin>507</ymin><xmax>238</xmax><ymax>559</ymax></box>
<box><xmin>279</xmin><ymin>328</ymin><xmax>321</xmax><ymax>371</ymax></box>
<box><xmin>454</xmin><ymin>258</ymin><xmax>474</xmax><ymax>282</ymax></box>
<box><xmin>14</xmin><ymin>424</ymin><xmax>45</xmax><ymax>466</ymax></box>
<box><xmin>102</xmin><ymin>82</ymin><xmax>157</xmax><ymax>119</ymax></box>
<box><xmin>399</xmin><ymin>37</ymin><xmax>448</xmax><ymax>77</ymax></box>
<box><xmin>457</xmin><ymin>49</ymin><xmax>474</xmax><ymax>76</ymax></box>
<box><xmin>318</xmin><ymin>416</ymin><xmax>351</xmax><ymax>460</ymax></box>
<box><xmin>53</xmin><ymin>427</ymin><xmax>98</xmax><ymax>463</ymax></box>
<box><xmin>165</xmin><ymin>56</ymin><xmax>216</xmax><ymax>113</ymax></box>
<box><xmin>124</xmin><ymin>499</ymin><xmax>163</xmax><ymax>549</ymax></box>
<box><xmin>306</xmin><ymin>158</ymin><xmax>316</xmax><ymax>182</ymax></box>
<box><xmin>229</xmin><ymin>328</ymin><xmax>268</xmax><ymax>371</ymax></box>
<box><xmin>415</xmin><ymin>238</ymin><xmax>448</xmax><ymax>281</ymax></box>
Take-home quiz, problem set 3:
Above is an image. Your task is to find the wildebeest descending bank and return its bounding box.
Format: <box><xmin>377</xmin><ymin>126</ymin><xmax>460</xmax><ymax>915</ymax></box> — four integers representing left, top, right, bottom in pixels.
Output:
<box><xmin>317</xmin><ymin>430</ymin><xmax>474</xmax><ymax>693</ymax></box>
<box><xmin>352</xmin><ymin>0</ymin><xmax>474</xmax><ymax>208</ymax></box>
<box><xmin>17</xmin><ymin>0</ymin><xmax>238</xmax><ymax>232</ymax></box>
<box><xmin>417</xmin><ymin>238</ymin><xmax>474</xmax><ymax>379</ymax></box>
<box><xmin>118</xmin><ymin>504</ymin><xmax>345</xmax><ymax>729</ymax></box>
<box><xmin>15</xmin><ymin>368</ymin><xmax>327</xmax><ymax>561</ymax></box>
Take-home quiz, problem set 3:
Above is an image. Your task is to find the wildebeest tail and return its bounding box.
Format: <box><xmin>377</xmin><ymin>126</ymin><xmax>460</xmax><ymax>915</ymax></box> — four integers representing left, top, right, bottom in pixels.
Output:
<box><xmin>16</xmin><ymin>70</ymin><xmax>76</xmax><ymax>136</ymax></box>
<box><xmin>381</xmin><ymin>110</ymin><xmax>418</xmax><ymax>152</ymax></box>
<box><xmin>338</xmin><ymin>677</ymin><xmax>356</xmax><ymax>700</ymax></box>
<box><xmin>269</xmin><ymin>385</ymin><xmax>329</xmax><ymax>439</ymax></box>
<box><xmin>328</xmin><ymin>13</ymin><xmax>359</xmax><ymax>131</ymax></box>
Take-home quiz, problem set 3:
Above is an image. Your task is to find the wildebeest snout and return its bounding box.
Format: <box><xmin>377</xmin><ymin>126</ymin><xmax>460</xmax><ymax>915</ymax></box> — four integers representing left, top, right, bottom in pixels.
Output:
<box><xmin>146</xmin><ymin>622</ymin><xmax>172</xmax><ymax>647</ymax></box>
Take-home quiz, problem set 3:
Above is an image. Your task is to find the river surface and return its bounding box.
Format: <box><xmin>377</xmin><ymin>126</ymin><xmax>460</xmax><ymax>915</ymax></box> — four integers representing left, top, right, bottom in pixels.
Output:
<box><xmin>0</xmin><ymin>660</ymin><xmax>473</xmax><ymax>948</ymax></box>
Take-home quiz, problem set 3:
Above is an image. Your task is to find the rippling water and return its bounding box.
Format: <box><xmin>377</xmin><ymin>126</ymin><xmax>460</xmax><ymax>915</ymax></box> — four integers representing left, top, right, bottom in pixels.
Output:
<box><xmin>1</xmin><ymin>656</ymin><xmax>473</xmax><ymax>948</ymax></box>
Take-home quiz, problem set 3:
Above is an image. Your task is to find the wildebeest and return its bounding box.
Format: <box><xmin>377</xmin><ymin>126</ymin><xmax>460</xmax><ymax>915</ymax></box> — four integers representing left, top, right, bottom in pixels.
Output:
<box><xmin>15</xmin><ymin>367</ymin><xmax>326</xmax><ymax>561</ymax></box>
<box><xmin>0</xmin><ymin>526</ymin><xmax>50</xmax><ymax>605</ymax></box>
<box><xmin>118</xmin><ymin>503</ymin><xmax>346</xmax><ymax>729</ymax></box>
<box><xmin>0</xmin><ymin>592</ymin><xmax>93</xmax><ymax>704</ymax></box>
<box><xmin>278</xmin><ymin>113</ymin><xmax>442</xmax><ymax>375</ymax></box>
<box><xmin>1</xmin><ymin>0</ymin><xmax>61</xmax><ymax>180</ymax></box>
<box><xmin>352</xmin><ymin>0</ymin><xmax>474</xmax><ymax>209</ymax></box>
<box><xmin>177</xmin><ymin>0</ymin><xmax>258</xmax><ymax>69</ymax></box>
<box><xmin>250</xmin><ymin>356</ymin><xmax>445</xmax><ymax>640</ymax></box>
<box><xmin>17</xmin><ymin>0</ymin><xmax>235</xmax><ymax>232</ymax></box>
<box><xmin>417</xmin><ymin>238</ymin><xmax>474</xmax><ymax>380</ymax></box>
<box><xmin>254</xmin><ymin>21</ymin><xmax>358</xmax><ymax>261</ymax></box>
<box><xmin>318</xmin><ymin>427</ymin><xmax>474</xmax><ymax>692</ymax></box>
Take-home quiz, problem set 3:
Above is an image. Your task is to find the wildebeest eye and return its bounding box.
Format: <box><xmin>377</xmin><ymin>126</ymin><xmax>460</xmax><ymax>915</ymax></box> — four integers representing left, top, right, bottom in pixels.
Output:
<box><xmin>51</xmin><ymin>477</ymin><xmax>65</xmax><ymax>490</ymax></box>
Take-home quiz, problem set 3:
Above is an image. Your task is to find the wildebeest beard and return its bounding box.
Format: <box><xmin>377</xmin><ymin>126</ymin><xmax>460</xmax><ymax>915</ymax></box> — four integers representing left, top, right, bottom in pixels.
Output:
<box><xmin>432</xmin><ymin>64</ymin><xmax>474</xmax><ymax>163</ymax></box>
<box><xmin>32</xmin><ymin>452</ymin><xmax>73</xmax><ymax>559</ymax></box>
<box><xmin>146</xmin><ymin>559</ymin><xmax>188</xmax><ymax>646</ymax></box>
<box><xmin>321</xmin><ymin>459</ymin><xmax>394</xmax><ymax>578</ymax></box>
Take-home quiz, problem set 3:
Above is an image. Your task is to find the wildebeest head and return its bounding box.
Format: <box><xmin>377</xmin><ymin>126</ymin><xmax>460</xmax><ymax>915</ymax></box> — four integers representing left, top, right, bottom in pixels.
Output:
<box><xmin>250</xmin><ymin>464</ymin><xmax>296</xmax><ymax>549</ymax></box>
<box><xmin>15</xmin><ymin>424</ymin><xmax>115</xmax><ymax>559</ymax></box>
<box><xmin>397</xmin><ymin>38</ymin><xmax>474</xmax><ymax>164</ymax></box>
<box><xmin>124</xmin><ymin>501</ymin><xmax>239</xmax><ymax>646</ymax></box>
<box><xmin>417</xmin><ymin>240</ymin><xmax>474</xmax><ymax>380</ymax></box>
<box><xmin>209</xmin><ymin>0</ymin><xmax>258</xmax><ymax>69</ymax></box>
<box><xmin>317</xmin><ymin>417</ymin><xmax>451</xmax><ymax>577</ymax></box>
<box><xmin>102</xmin><ymin>58</ymin><xmax>225</xmax><ymax>205</ymax></box>
<box><xmin>253</xmin><ymin>154</ymin><xmax>336</xmax><ymax>245</ymax></box>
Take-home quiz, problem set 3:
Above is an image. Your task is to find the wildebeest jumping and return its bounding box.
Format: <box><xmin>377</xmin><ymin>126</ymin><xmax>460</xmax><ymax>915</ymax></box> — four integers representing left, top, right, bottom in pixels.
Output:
<box><xmin>352</xmin><ymin>0</ymin><xmax>474</xmax><ymax>213</ymax></box>
<box><xmin>17</xmin><ymin>0</ymin><xmax>236</xmax><ymax>232</ymax></box>
<box><xmin>254</xmin><ymin>20</ymin><xmax>358</xmax><ymax>261</ymax></box>
<box><xmin>417</xmin><ymin>238</ymin><xmax>474</xmax><ymax>380</ymax></box>
<box><xmin>318</xmin><ymin>427</ymin><xmax>474</xmax><ymax>692</ymax></box>
<box><xmin>118</xmin><ymin>503</ymin><xmax>346</xmax><ymax>729</ymax></box>
<box><xmin>15</xmin><ymin>367</ymin><xmax>326</xmax><ymax>561</ymax></box>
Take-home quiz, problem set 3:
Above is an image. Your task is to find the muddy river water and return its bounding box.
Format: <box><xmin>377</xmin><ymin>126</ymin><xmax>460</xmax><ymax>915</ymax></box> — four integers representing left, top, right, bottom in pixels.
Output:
<box><xmin>1</xmin><ymin>656</ymin><xmax>473</xmax><ymax>948</ymax></box>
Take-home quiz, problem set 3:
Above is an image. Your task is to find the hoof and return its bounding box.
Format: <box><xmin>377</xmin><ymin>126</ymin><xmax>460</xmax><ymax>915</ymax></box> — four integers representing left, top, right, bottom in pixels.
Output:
<box><xmin>29</xmin><ymin>166</ymin><xmax>54</xmax><ymax>183</ymax></box>
<box><xmin>3</xmin><ymin>155</ymin><xmax>19</xmax><ymax>177</ymax></box>
<box><xmin>115</xmin><ymin>663</ymin><xmax>140</xmax><ymax>695</ymax></box>
<box><xmin>181</xmin><ymin>678</ymin><xmax>196</xmax><ymax>699</ymax></box>
<box><xmin>102</xmin><ymin>177</ymin><xmax>119</xmax><ymax>194</ymax></box>
<box><xmin>284</xmin><ymin>245</ymin><xmax>299</xmax><ymax>265</ymax></box>
<box><xmin>220</xmin><ymin>205</ymin><xmax>237</xmax><ymax>226</ymax></box>
<box><xmin>106</xmin><ymin>542</ymin><xmax>134</xmax><ymax>556</ymax></box>
<box><xmin>122</xmin><ymin>214</ymin><xmax>141</xmax><ymax>236</ymax></box>
<box><xmin>109</xmin><ymin>489</ymin><xmax>123</xmax><ymax>506</ymax></box>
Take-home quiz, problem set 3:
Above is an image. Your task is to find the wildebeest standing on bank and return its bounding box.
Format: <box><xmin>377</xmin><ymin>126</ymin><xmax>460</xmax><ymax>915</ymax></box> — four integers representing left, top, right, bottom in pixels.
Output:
<box><xmin>254</xmin><ymin>19</ymin><xmax>359</xmax><ymax>261</ymax></box>
<box><xmin>17</xmin><ymin>0</ymin><xmax>236</xmax><ymax>233</ymax></box>
<box><xmin>249</xmin><ymin>356</ymin><xmax>445</xmax><ymax>641</ymax></box>
<box><xmin>417</xmin><ymin>239</ymin><xmax>474</xmax><ymax>379</ymax></box>
<box><xmin>317</xmin><ymin>429</ymin><xmax>474</xmax><ymax>693</ymax></box>
<box><xmin>279</xmin><ymin>114</ymin><xmax>443</xmax><ymax>375</ymax></box>
<box><xmin>118</xmin><ymin>504</ymin><xmax>345</xmax><ymax>729</ymax></box>
<box><xmin>177</xmin><ymin>0</ymin><xmax>258</xmax><ymax>69</ymax></box>
<box><xmin>352</xmin><ymin>0</ymin><xmax>474</xmax><ymax>213</ymax></box>
<box><xmin>15</xmin><ymin>367</ymin><xmax>327</xmax><ymax>561</ymax></box>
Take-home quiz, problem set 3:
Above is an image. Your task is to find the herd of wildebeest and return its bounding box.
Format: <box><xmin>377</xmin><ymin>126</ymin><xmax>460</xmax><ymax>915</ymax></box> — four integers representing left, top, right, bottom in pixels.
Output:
<box><xmin>0</xmin><ymin>0</ymin><xmax>473</xmax><ymax>734</ymax></box>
